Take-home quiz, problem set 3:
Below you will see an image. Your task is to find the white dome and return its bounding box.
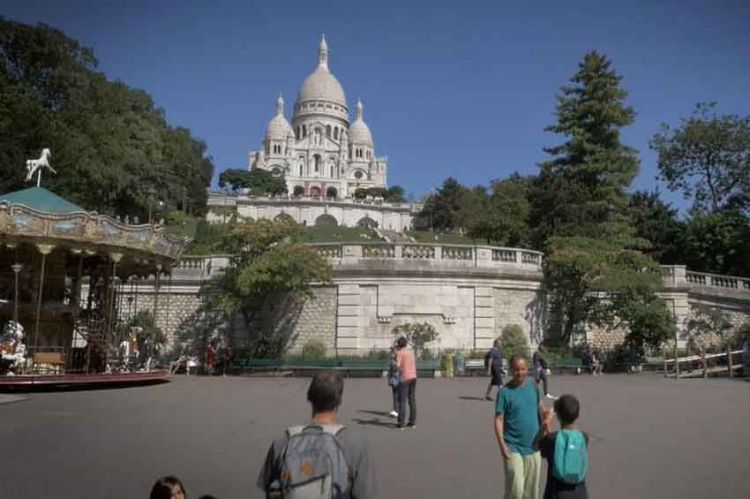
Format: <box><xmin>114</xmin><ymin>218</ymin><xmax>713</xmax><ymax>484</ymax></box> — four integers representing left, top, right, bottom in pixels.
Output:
<box><xmin>349</xmin><ymin>100</ymin><xmax>373</xmax><ymax>146</ymax></box>
<box><xmin>265</xmin><ymin>95</ymin><xmax>293</xmax><ymax>139</ymax></box>
<box><xmin>296</xmin><ymin>35</ymin><xmax>347</xmax><ymax>109</ymax></box>
<box><xmin>298</xmin><ymin>68</ymin><xmax>347</xmax><ymax>107</ymax></box>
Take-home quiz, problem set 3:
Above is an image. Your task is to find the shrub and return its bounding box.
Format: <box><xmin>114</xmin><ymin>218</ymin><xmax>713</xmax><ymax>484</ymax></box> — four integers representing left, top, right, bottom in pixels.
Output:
<box><xmin>300</xmin><ymin>340</ymin><xmax>327</xmax><ymax>359</ymax></box>
<box><xmin>501</xmin><ymin>324</ymin><xmax>530</xmax><ymax>360</ymax></box>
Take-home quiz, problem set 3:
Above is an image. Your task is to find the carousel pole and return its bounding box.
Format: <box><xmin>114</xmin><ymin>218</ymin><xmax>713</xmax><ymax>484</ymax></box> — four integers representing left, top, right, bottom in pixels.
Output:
<box><xmin>105</xmin><ymin>253</ymin><xmax>122</xmax><ymax>370</ymax></box>
<box><xmin>151</xmin><ymin>263</ymin><xmax>162</xmax><ymax>370</ymax></box>
<box><xmin>11</xmin><ymin>263</ymin><xmax>23</xmax><ymax>326</ymax></box>
<box><xmin>33</xmin><ymin>244</ymin><xmax>54</xmax><ymax>365</ymax></box>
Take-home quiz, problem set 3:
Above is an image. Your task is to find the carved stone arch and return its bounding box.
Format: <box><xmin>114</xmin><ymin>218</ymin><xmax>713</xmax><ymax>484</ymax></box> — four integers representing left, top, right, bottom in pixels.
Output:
<box><xmin>274</xmin><ymin>212</ymin><xmax>296</xmax><ymax>225</ymax></box>
<box><xmin>315</xmin><ymin>213</ymin><xmax>338</xmax><ymax>227</ymax></box>
<box><xmin>309</xmin><ymin>185</ymin><xmax>322</xmax><ymax>197</ymax></box>
<box><xmin>357</xmin><ymin>216</ymin><xmax>378</xmax><ymax>229</ymax></box>
<box><xmin>326</xmin><ymin>186</ymin><xmax>338</xmax><ymax>199</ymax></box>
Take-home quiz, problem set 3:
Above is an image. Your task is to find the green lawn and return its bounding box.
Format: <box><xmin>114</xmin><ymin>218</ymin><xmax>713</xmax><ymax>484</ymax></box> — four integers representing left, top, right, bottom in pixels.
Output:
<box><xmin>296</xmin><ymin>225</ymin><xmax>383</xmax><ymax>243</ymax></box>
<box><xmin>407</xmin><ymin>230</ymin><xmax>481</xmax><ymax>245</ymax></box>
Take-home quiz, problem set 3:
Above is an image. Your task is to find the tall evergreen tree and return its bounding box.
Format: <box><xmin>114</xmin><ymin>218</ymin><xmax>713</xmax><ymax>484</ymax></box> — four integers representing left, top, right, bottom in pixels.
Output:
<box><xmin>534</xmin><ymin>51</ymin><xmax>672</xmax><ymax>350</ymax></box>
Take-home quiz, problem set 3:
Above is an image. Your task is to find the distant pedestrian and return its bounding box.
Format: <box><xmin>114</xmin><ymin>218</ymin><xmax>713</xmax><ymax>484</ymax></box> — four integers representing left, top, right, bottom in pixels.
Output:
<box><xmin>532</xmin><ymin>347</ymin><xmax>553</xmax><ymax>398</ymax></box>
<box><xmin>582</xmin><ymin>347</ymin><xmax>602</xmax><ymax>376</ymax></box>
<box><xmin>150</xmin><ymin>475</ymin><xmax>186</xmax><ymax>499</ymax></box>
<box><xmin>494</xmin><ymin>354</ymin><xmax>549</xmax><ymax>499</ymax></box>
<box><xmin>387</xmin><ymin>346</ymin><xmax>400</xmax><ymax>417</ymax></box>
<box><xmin>535</xmin><ymin>394</ymin><xmax>590</xmax><ymax>499</ymax></box>
<box><xmin>205</xmin><ymin>342</ymin><xmax>217</xmax><ymax>375</ymax></box>
<box><xmin>485</xmin><ymin>338</ymin><xmax>504</xmax><ymax>400</ymax></box>
<box><xmin>395</xmin><ymin>336</ymin><xmax>417</xmax><ymax>429</ymax></box>
<box><xmin>257</xmin><ymin>371</ymin><xmax>376</xmax><ymax>498</ymax></box>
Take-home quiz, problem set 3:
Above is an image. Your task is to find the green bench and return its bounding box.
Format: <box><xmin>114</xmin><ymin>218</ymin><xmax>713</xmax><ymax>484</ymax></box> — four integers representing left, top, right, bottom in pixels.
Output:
<box><xmin>548</xmin><ymin>357</ymin><xmax>584</xmax><ymax>374</ymax></box>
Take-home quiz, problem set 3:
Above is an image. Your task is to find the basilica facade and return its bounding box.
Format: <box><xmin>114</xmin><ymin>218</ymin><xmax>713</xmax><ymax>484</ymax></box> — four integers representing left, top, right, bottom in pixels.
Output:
<box><xmin>248</xmin><ymin>36</ymin><xmax>388</xmax><ymax>199</ymax></box>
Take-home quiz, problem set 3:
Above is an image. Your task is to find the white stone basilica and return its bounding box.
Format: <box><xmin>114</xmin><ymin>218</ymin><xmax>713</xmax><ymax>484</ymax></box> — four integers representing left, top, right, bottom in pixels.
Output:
<box><xmin>248</xmin><ymin>36</ymin><xmax>388</xmax><ymax>199</ymax></box>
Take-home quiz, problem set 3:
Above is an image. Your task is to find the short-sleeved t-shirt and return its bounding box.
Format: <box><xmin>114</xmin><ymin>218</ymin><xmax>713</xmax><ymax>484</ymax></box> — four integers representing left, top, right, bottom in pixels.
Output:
<box><xmin>539</xmin><ymin>431</ymin><xmax>589</xmax><ymax>499</ymax></box>
<box><xmin>257</xmin><ymin>425</ymin><xmax>377</xmax><ymax>499</ymax></box>
<box><xmin>495</xmin><ymin>379</ymin><xmax>541</xmax><ymax>455</ymax></box>
<box><xmin>488</xmin><ymin>347</ymin><xmax>503</xmax><ymax>372</ymax></box>
<box><xmin>397</xmin><ymin>348</ymin><xmax>417</xmax><ymax>381</ymax></box>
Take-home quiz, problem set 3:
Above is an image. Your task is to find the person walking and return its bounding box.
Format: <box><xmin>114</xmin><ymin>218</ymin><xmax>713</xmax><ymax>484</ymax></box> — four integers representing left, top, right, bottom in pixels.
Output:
<box><xmin>387</xmin><ymin>346</ymin><xmax>400</xmax><ymax>417</ymax></box>
<box><xmin>395</xmin><ymin>336</ymin><xmax>417</xmax><ymax>429</ymax></box>
<box><xmin>257</xmin><ymin>371</ymin><xmax>376</xmax><ymax>498</ymax></box>
<box><xmin>532</xmin><ymin>347</ymin><xmax>553</xmax><ymax>398</ymax></box>
<box><xmin>494</xmin><ymin>354</ymin><xmax>550</xmax><ymax>499</ymax></box>
<box><xmin>485</xmin><ymin>338</ymin><xmax>504</xmax><ymax>400</ymax></box>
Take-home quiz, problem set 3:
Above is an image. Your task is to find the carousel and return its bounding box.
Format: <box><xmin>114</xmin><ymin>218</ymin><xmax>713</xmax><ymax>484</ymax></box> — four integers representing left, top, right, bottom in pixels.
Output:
<box><xmin>0</xmin><ymin>150</ymin><xmax>189</xmax><ymax>390</ymax></box>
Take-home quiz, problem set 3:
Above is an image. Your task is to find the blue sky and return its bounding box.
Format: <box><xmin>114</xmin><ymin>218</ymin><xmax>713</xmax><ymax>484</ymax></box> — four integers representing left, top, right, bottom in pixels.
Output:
<box><xmin>3</xmin><ymin>0</ymin><xmax>749</xmax><ymax>210</ymax></box>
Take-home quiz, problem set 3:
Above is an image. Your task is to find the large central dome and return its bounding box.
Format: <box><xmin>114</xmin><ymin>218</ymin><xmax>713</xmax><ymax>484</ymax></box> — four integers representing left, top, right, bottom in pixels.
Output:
<box><xmin>294</xmin><ymin>36</ymin><xmax>348</xmax><ymax>124</ymax></box>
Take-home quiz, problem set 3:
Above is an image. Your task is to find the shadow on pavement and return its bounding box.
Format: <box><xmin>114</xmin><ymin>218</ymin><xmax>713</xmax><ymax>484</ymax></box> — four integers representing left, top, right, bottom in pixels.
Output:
<box><xmin>458</xmin><ymin>395</ymin><xmax>488</xmax><ymax>401</ymax></box>
<box><xmin>351</xmin><ymin>418</ymin><xmax>397</xmax><ymax>429</ymax></box>
<box><xmin>358</xmin><ymin>409</ymin><xmax>393</xmax><ymax>417</ymax></box>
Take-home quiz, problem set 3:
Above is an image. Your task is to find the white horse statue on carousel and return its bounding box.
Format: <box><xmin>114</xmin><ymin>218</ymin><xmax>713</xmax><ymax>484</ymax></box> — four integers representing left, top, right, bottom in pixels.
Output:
<box><xmin>0</xmin><ymin>321</ymin><xmax>27</xmax><ymax>375</ymax></box>
<box><xmin>26</xmin><ymin>148</ymin><xmax>56</xmax><ymax>187</ymax></box>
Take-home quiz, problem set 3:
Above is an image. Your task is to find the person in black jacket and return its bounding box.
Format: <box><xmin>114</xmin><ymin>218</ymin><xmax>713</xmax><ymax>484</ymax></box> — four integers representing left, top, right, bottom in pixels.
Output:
<box><xmin>532</xmin><ymin>347</ymin><xmax>552</xmax><ymax>398</ymax></box>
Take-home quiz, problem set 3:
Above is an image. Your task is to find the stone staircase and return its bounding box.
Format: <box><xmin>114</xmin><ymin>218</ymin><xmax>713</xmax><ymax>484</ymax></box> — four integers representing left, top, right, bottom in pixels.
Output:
<box><xmin>378</xmin><ymin>229</ymin><xmax>415</xmax><ymax>243</ymax></box>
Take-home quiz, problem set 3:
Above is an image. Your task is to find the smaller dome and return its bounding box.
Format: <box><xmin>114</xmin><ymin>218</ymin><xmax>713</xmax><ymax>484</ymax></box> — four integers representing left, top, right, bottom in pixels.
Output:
<box><xmin>349</xmin><ymin>100</ymin><xmax>373</xmax><ymax>146</ymax></box>
<box><xmin>265</xmin><ymin>95</ymin><xmax>293</xmax><ymax>140</ymax></box>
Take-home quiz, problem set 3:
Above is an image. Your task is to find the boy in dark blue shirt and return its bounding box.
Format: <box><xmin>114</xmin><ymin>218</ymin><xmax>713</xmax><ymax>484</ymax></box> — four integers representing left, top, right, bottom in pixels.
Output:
<box><xmin>535</xmin><ymin>394</ymin><xmax>589</xmax><ymax>499</ymax></box>
<box><xmin>484</xmin><ymin>339</ymin><xmax>504</xmax><ymax>400</ymax></box>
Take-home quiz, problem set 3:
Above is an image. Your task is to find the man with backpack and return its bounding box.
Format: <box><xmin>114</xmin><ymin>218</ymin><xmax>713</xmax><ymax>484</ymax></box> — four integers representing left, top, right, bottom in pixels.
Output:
<box><xmin>535</xmin><ymin>394</ymin><xmax>589</xmax><ymax>499</ymax></box>
<box><xmin>257</xmin><ymin>371</ymin><xmax>376</xmax><ymax>499</ymax></box>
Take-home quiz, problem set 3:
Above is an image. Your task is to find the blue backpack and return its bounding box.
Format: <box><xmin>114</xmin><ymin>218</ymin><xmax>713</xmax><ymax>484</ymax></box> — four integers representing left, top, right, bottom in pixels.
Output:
<box><xmin>553</xmin><ymin>430</ymin><xmax>588</xmax><ymax>484</ymax></box>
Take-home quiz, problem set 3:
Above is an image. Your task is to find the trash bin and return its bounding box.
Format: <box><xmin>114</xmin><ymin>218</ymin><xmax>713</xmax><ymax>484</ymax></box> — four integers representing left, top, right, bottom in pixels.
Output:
<box><xmin>455</xmin><ymin>351</ymin><xmax>465</xmax><ymax>376</ymax></box>
<box><xmin>443</xmin><ymin>352</ymin><xmax>455</xmax><ymax>378</ymax></box>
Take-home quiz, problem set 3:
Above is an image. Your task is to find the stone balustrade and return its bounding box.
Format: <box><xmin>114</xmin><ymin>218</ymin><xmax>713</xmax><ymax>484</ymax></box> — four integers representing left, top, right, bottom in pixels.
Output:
<box><xmin>306</xmin><ymin>243</ymin><xmax>545</xmax><ymax>272</ymax></box>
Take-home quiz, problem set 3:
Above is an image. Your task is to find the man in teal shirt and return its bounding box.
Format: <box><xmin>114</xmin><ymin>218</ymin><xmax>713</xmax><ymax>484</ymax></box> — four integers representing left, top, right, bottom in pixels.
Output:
<box><xmin>494</xmin><ymin>354</ymin><xmax>549</xmax><ymax>499</ymax></box>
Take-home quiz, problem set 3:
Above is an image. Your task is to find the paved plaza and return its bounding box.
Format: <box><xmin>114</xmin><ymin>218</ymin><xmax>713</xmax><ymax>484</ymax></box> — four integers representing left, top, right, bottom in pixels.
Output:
<box><xmin>1</xmin><ymin>374</ymin><xmax>749</xmax><ymax>498</ymax></box>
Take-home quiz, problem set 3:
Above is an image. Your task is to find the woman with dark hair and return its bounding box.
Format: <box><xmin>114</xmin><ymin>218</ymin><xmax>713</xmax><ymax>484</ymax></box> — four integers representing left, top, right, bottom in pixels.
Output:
<box><xmin>150</xmin><ymin>475</ymin><xmax>187</xmax><ymax>499</ymax></box>
<box><xmin>395</xmin><ymin>336</ymin><xmax>417</xmax><ymax>429</ymax></box>
<box><xmin>387</xmin><ymin>345</ymin><xmax>400</xmax><ymax>417</ymax></box>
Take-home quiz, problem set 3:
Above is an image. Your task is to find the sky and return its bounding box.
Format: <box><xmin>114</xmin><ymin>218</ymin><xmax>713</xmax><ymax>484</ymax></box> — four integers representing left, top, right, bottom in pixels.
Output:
<box><xmin>3</xmin><ymin>0</ymin><xmax>750</xmax><ymax>209</ymax></box>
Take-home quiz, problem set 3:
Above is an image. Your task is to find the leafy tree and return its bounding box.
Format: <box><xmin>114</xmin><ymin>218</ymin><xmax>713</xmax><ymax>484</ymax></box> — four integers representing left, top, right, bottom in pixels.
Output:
<box><xmin>0</xmin><ymin>19</ymin><xmax>213</xmax><ymax>217</ymax></box>
<box><xmin>218</xmin><ymin>168</ymin><xmax>286</xmax><ymax>195</ymax></box>
<box><xmin>416</xmin><ymin>178</ymin><xmax>483</xmax><ymax>233</ymax></box>
<box><xmin>205</xmin><ymin>219</ymin><xmax>330</xmax><ymax>357</ymax></box>
<box><xmin>680</xmin><ymin>210</ymin><xmax>750</xmax><ymax>276</ymax></box>
<box><xmin>353</xmin><ymin>188</ymin><xmax>368</xmax><ymax>199</ymax></box>
<box><xmin>385</xmin><ymin>185</ymin><xmax>406</xmax><ymax>203</ymax></box>
<box><xmin>651</xmin><ymin>103</ymin><xmax>750</xmax><ymax>215</ymax></box>
<box><xmin>468</xmin><ymin>174</ymin><xmax>531</xmax><ymax>246</ymax></box>
<box><xmin>392</xmin><ymin>322</ymin><xmax>439</xmax><ymax>358</ymax></box>
<box><xmin>500</xmin><ymin>324</ymin><xmax>530</xmax><ymax>360</ymax></box>
<box><xmin>628</xmin><ymin>191</ymin><xmax>684</xmax><ymax>264</ymax></box>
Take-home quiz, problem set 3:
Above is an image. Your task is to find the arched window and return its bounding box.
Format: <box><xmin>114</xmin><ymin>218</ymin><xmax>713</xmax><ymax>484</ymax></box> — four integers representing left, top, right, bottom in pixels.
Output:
<box><xmin>314</xmin><ymin>154</ymin><xmax>321</xmax><ymax>173</ymax></box>
<box><xmin>326</xmin><ymin>125</ymin><xmax>331</xmax><ymax>138</ymax></box>
<box><xmin>302</xmin><ymin>125</ymin><xmax>307</xmax><ymax>137</ymax></box>
<box><xmin>296</xmin><ymin>126</ymin><xmax>300</xmax><ymax>138</ymax></box>
<box><xmin>330</xmin><ymin>165</ymin><xmax>335</xmax><ymax>177</ymax></box>
<box><xmin>334</xmin><ymin>128</ymin><xmax>339</xmax><ymax>140</ymax></box>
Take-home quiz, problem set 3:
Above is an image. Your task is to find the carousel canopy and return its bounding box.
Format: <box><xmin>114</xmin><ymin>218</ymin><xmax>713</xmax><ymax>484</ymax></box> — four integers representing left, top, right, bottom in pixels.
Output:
<box><xmin>0</xmin><ymin>186</ymin><xmax>189</xmax><ymax>263</ymax></box>
<box><xmin>0</xmin><ymin>187</ymin><xmax>85</xmax><ymax>214</ymax></box>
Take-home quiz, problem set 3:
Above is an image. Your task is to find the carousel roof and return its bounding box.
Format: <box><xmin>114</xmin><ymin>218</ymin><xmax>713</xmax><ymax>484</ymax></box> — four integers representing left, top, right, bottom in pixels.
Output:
<box><xmin>0</xmin><ymin>187</ymin><xmax>85</xmax><ymax>214</ymax></box>
<box><xmin>0</xmin><ymin>186</ymin><xmax>189</xmax><ymax>263</ymax></box>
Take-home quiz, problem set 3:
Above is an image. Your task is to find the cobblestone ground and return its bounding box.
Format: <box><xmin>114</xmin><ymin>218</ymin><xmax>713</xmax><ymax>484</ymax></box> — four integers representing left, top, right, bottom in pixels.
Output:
<box><xmin>1</xmin><ymin>374</ymin><xmax>749</xmax><ymax>498</ymax></box>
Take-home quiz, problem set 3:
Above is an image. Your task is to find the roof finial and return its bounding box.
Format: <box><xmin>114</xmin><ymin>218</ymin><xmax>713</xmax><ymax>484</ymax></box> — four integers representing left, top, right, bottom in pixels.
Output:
<box><xmin>356</xmin><ymin>99</ymin><xmax>364</xmax><ymax>120</ymax></box>
<box><xmin>276</xmin><ymin>93</ymin><xmax>284</xmax><ymax>115</ymax></box>
<box><xmin>318</xmin><ymin>33</ymin><xmax>329</xmax><ymax>70</ymax></box>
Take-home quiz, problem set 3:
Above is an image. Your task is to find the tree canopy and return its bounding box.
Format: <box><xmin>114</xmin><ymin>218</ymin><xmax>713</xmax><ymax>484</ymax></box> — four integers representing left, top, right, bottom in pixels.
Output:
<box><xmin>0</xmin><ymin>19</ymin><xmax>213</xmax><ymax>217</ymax></box>
<box><xmin>651</xmin><ymin>103</ymin><xmax>750</xmax><ymax>215</ymax></box>
<box><xmin>218</xmin><ymin>168</ymin><xmax>286</xmax><ymax>195</ymax></box>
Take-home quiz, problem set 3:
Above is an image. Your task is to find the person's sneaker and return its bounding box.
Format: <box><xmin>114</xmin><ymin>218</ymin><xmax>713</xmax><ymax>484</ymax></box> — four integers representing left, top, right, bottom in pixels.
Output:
<box><xmin>396</xmin><ymin>424</ymin><xmax>406</xmax><ymax>430</ymax></box>
<box><xmin>545</xmin><ymin>393</ymin><xmax>558</xmax><ymax>400</ymax></box>
<box><xmin>406</xmin><ymin>423</ymin><xmax>416</xmax><ymax>429</ymax></box>
<box><xmin>485</xmin><ymin>396</ymin><xmax>493</xmax><ymax>401</ymax></box>
<box><xmin>389</xmin><ymin>410</ymin><xmax>398</xmax><ymax>417</ymax></box>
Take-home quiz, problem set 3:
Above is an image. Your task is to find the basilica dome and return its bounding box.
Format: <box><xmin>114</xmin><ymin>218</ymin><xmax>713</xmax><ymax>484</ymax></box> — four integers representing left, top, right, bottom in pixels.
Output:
<box><xmin>349</xmin><ymin>100</ymin><xmax>373</xmax><ymax>146</ymax></box>
<box><xmin>265</xmin><ymin>95</ymin><xmax>293</xmax><ymax>139</ymax></box>
<box><xmin>295</xmin><ymin>36</ymin><xmax>348</xmax><ymax>116</ymax></box>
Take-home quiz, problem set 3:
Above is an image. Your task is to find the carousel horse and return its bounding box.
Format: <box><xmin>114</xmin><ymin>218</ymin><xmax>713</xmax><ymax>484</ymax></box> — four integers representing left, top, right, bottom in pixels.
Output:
<box><xmin>25</xmin><ymin>148</ymin><xmax>56</xmax><ymax>186</ymax></box>
<box><xmin>0</xmin><ymin>321</ymin><xmax>27</xmax><ymax>374</ymax></box>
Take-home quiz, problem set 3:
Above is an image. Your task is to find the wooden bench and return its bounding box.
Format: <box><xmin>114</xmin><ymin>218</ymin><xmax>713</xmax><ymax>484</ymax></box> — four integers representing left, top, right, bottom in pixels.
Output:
<box><xmin>465</xmin><ymin>359</ymin><xmax>487</xmax><ymax>376</ymax></box>
<box><xmin>34</xmin><ymin>351</ymin><xmax>65</xmax><ymax>374</ymax></box>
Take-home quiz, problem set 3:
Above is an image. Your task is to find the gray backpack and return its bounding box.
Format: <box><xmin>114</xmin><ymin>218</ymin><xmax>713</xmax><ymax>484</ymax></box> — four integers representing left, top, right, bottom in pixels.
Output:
<box><xmin>278</xmin><ymin>424</ymin><xmax>350</xmax><ymax>498</ymax></box>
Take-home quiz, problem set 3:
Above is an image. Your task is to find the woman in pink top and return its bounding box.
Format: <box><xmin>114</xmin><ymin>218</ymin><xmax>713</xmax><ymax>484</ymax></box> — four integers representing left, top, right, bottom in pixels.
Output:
<box><xmin>395</xmin><ymin>336</ymin><xmax>417</xmax><ymax>429</ymax></box>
